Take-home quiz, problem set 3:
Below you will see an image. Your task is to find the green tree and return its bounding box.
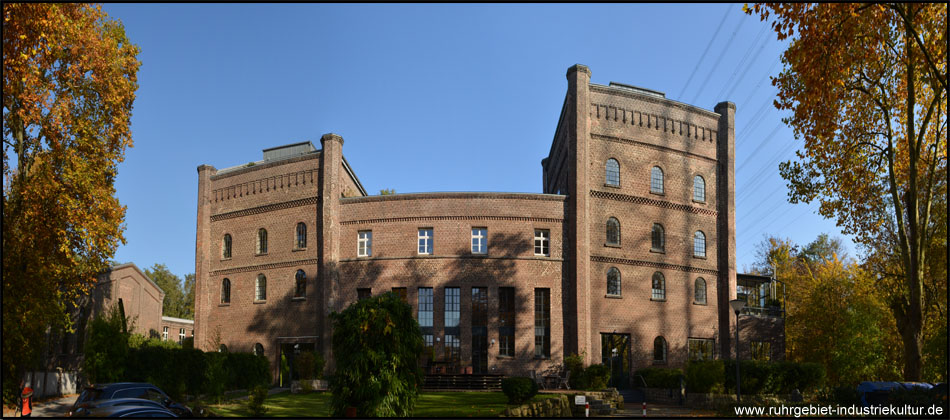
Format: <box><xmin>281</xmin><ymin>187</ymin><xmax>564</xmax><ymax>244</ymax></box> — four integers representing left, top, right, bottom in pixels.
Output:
<box><xmin>182</xmin><ymin>273</ymin><xmax>195</xmax><ymax>319</ymax></box>
<box><xmin>144</xmin><ymin>264</ymin><xmax>188</xmax><ymax>319</ymax></box>
<box><xmin>379</xmin><ymin>188</ymin><xmax>396</xmax><ymax>195</ymax></box>
<box><xmin>82</xmin><ymin>304</ymin><xmax>132</xmax><ymax>384</ymax></box>
<box><xmin>2</xmin><ymin>3</ymin><xmax>140</xmax><ymax>405</ymax></box>
<box><xmin>329</xmin><ymin>292</ymin><xmax>423</xmax><ymax>417</ymax></box>
<box><xmin>745</xmin><ymin>2</ymin><xmax>947</xmax><ymax>380</ymax></box>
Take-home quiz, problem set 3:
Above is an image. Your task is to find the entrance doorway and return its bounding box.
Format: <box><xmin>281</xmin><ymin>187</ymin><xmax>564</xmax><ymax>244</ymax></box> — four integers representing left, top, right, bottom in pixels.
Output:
<box><xmin>601</xmin><ymin>333</ymin><xmax>630</xmax><ymax>389</ymax></box>
<box><xmin>279</xmin><ymin>342</ymin><xmax>315</xmax><ymax>387</ymax></box>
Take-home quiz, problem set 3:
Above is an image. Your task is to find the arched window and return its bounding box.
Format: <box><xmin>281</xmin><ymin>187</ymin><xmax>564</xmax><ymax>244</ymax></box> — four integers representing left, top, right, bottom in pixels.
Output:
<box><xmin>256</xmin><ymin>274</ymin><xmax>267</xmax><ymax>301</ymax></box>
<box><xmin>693</xmin><ymin>175</ymin><xmax>706</xmax><ymax>202</ymax></box>
<box><xmin>650</xmin><ymin>166</ymin><xmax>664</xmax><ymax>194</ymax></box>
<box><xmin>694</xmin><ymin>231</ymin><xmax>706</xmax><ymax>258</ymax></box>
<box><xmin>221</xmin><ymin>278</ymin><xmax>231</xmax><ymax>304</ymax></box>
<box><xmin>606</xmin><ymin>217</ymin><xmax>620</xmax><ymax>246</ymax></box>
<box><xmin>253</xmin><ymin>343</ymin><xmax>264</xmax><ymax>357</ymax></box>
<box><xmin>295</xmin><ymin>269</ymin><xmax>307</xmax><ymax>298</ymax></box>
<box><xmin>651</xmin><ymin>223</ymin><xmax>665</xmax><ymax>252</ymax></box>
<box><xmin>219</xmin><ymin>344</ymin><xmax>228</xmax><ymax>353</ymax></box>
<box><xmin>695</xmin><ymin>278</ymin><xmax>707</xmax><ymax>305</ymax></box>
<box><xmin>257</xmin><ymin>228</ymin><xmax>268</xmax><ymax>254</ymax></box>
<box><xmin>296</xmin><ymin>222</ymin><xmax>307</xmax><ymax>249</ymax></box>
<box><xmin>653</xmin><ymin>337</ymin><xmax>667</xmax><ymax>362</ymax></box>
<box><xmin>605</xmin><ymin>158</ymin><xmax>620</xmax><ymax>186</ymax></box>
<box><xmin>607</xmin><ymin>267</ymin><xmax>621</xmax><ymax>296</ymax></box>
<box><xmin>222</xmin><ymin>234</ymin><xmax>232</xmax><ymax>259</ymax></box>
<box><xmin>651</xmin><ymin>272</ymin><xmax>666</xmax><ymax>301</ymax></box>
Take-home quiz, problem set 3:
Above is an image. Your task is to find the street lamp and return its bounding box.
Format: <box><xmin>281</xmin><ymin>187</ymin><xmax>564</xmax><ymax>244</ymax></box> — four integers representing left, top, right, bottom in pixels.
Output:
<box><xmin>729</xmin><ymin>298</ymin><xmax>746</xmax><ymax>402</ymax></box>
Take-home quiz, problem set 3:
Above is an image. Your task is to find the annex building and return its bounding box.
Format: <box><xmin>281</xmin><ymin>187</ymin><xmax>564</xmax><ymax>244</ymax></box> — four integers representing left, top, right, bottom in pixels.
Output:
<box><xmin>194</xmin><ymin>64</ymin><xmax>783</xmax><ymax>385</ymax></box>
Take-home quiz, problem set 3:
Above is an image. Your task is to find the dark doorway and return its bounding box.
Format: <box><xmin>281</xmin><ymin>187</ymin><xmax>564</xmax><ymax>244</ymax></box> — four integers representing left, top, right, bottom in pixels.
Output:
<box><xmin>601</xmin><ymin>333</ymin><xmax>631</xmax><ymax>389</ymax></box>
<box><xmin>279</xmin><ymin>342</ymin><xmax>315</xmax><ymax>387</ymax></box>
<box><xmin>471</xmin><ymin>287</ymin><xmax>488</xmax><ymax>373</ymax></box>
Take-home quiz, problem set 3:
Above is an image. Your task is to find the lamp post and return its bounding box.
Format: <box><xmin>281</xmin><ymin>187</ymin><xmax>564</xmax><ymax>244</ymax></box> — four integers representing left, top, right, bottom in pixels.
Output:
<box><xmin>729</xmin><ymin>298</ymin><xmax>746</xmax><ymax>403</ymax></box>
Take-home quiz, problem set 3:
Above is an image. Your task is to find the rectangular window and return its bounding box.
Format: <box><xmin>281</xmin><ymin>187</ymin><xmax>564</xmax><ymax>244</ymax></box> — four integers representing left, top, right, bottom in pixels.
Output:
<box><xmin>471</xmin><ymin>228</ymin><xmax>487</xmax><ymax>254</ymax></box>
<box><xmin>418</xmin><ymin>228</ymin><xmax>433</xmax><ymax>255</ymax></box>
<box><xmin>179</xmin><ymin>328</ymin><xmax>185</xmax><ymax>344</ymax></box>
<box><xmin>162</xmin><ymin>327</ymin><xmax>168</xmax><ymax>341</ymax></box>
<box><xmin>534</xmin><ymin>288</ymin><xmax>550</xmax><ymax>358</ymax></box>
<box><xmin>357</xmin><ymin>288</ymin><xmax>371</xmax><ymax>301</ymax></box>
<box><xmin>392</xmin><ymin>287</ymin><xmax>408</xmax><ymax>302</ymax></box>
<box><xmin>358</xmin><ymin>231</ymin><xmax>372</xmax><ymax>257</ymax></box>
<box><xmin>688</xmin><ymin>338</ymin><xmax>715</xmax><ymax>361</ymax></box>
<box><xmin>498</xmin><ymin>287</ymin><xmax>515</xmax><ymax>357</ymax></box>
<box><xmin>418</xmin><ymin>287</ymin><xmax>433</xmax><ymax>350</ymax></box>
<box><xmin>444</xmin><ymin>287</ymin><xmax>460</xmax><ymax>361</ymax></box>
<box><xmin>751</xmin><ymin>341</ymin><xmax>771</xmax><ymax>361</ymax></box>
<box><xmin>471</xmin><ymin>287</ymin><xmax>488</xmax><ymax>373</ymax></box>
<box><xmin>534</xmin><ymin>229</ymin><xmax>550</xmax><ymax>256</ymax></box>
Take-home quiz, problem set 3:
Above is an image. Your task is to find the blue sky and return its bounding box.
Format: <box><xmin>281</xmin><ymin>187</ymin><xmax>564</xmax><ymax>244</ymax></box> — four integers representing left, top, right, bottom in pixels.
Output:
<box><xmin>103</xmin><ymin>3</ymin><xmax>855</xmax><ymax>280</ymax></box>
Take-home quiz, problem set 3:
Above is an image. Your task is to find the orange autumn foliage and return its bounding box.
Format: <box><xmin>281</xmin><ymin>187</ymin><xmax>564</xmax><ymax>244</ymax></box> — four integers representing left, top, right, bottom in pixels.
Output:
<box><xmin>2</xmin><ymin>3</ymin><xmax>140</xmax><ymax>405</ymax></box>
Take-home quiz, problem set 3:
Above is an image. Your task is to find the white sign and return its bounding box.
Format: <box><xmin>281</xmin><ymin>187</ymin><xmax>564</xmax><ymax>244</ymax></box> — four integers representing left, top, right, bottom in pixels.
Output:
<box><xmin>574</xmin><ymin>395</ymin><xmax>586</xmax><ymax>405</ymax></box>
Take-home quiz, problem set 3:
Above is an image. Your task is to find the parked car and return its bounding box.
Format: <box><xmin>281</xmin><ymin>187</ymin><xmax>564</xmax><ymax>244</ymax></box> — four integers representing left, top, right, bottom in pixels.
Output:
<box><xmin>68</xmin><ymin>383</ymin><xmax>192</xmax><ymax>417</ymax></box>
<box><xmin>857</xmin><ymin>381</ymin><xmax>934</xmax><ymax>407</ymax></box>
<box><xmin>67</xmin><ymin>398</ymin><xmax>166</xmax><ymax>417</ymax></box>
<box><xmin>82</xmin><ymin>404</ymin><xmax>178</xmax><ymax>417</ymax></box>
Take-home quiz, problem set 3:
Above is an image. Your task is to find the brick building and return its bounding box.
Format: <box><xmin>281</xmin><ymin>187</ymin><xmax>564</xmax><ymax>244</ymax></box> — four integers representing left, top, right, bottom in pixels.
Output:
<box><xmin>194</xmin><ymin>64</ymin><xmax>773</xmax><ymax>384</ymax></box>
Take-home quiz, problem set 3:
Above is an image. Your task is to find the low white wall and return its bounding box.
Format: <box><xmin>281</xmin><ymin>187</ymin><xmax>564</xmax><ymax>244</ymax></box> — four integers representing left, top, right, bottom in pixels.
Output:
<box><xmin>23</xmin><ymin>370</ymin><xmax>80</xmax><ymax>398</ymax></box>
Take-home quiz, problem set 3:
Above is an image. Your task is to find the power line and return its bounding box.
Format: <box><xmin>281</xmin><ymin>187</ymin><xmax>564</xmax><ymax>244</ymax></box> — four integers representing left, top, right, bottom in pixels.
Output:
<box><xmin>688</xmin><ymin>14</ymin><xmax>748</xmax><ymax>104</ymax></box>
<box><xmin>722</xmin><ymin>31</ymin><xmax>773</xmax><ymax>101</ymax></box>
<box><xmin>678</xmin><ymin>5</ymin><xmax>733</xmax><ymax>99</ymax></box>
<box><xmin>715</xmin><ymin>24</ymin><xmax>769</xmax><ymax>101</ymax></box>
<box><xmin>735</xmin><ymin>123</ymin><xmax>781</xmax><ymax>174</ymax></box>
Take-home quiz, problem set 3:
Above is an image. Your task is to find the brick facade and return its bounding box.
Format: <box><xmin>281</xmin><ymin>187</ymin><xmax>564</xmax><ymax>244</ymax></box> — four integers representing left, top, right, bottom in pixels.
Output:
<box><xmin>195</xmin><ymin>65</ymin><xmax>754</xmax><ymax>382</ymax></box>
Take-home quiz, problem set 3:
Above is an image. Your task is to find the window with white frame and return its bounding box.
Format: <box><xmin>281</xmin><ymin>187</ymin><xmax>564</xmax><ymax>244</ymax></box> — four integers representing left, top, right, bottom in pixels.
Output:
<box><xmin>605</xmin><ymin>158</ymin><xmax>620</xmax><ymax>186</ymax></box>
<box><xmin>650</xmin><ymin>166</ymin><xmax>664</xmax><ymax>194</ymax></box>
<box><xmin>162</xmin><ymin>326</ymin><xmax>168</xmax><ymax>341</ymax></box>
<box><xmin>358</xmin><ymin>231</ymin><xmax>372</xmax><ymax>257</ymax></box>
<box><xmin>256</xmin><ymin>274</ymin><xmax>267</xmax><ymax>301</ymax></box>
<box><xmin>694</xmin><ymin>231</ymin><xmax>706</xmax><ymax>258</ymax></box>
<box><xmin>418</xmin><ymin>228</ymin><xmax>433</xmax><ymax>255</ymax></box>
<box><xmin>652</xmin><ymin>272</ymin><xmax>666</xmax><ymax>301</ymax></box>
<box><xmin>179</xmin><ymin>328</ymin><xmax>185</xmax><ymax>343</ymax></box>
<box><xmin>534</xmin><ymin>229</ymin><xmax>550</xmax><ymax>256</ymax></box>
<box><xmin>471</xmin><ymin>228</ymin><xmax>487</xmax><ymax>254</ymax></box>
<box><xmin>693</xmin><ymin>175</ymin><xmax>706</xmax><ymax>202</ymax></box>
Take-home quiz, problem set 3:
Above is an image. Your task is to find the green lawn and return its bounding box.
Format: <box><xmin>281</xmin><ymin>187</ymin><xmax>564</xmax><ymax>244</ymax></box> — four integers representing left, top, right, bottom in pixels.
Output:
<box><xmin>209</xmin><ymin>390</ymin><xmax>561</xmax><ymax>417</ymax></box>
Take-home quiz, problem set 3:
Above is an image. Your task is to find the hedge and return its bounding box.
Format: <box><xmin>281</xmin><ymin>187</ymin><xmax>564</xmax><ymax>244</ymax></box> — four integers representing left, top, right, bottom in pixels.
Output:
<box><xmin>124</xmin><ymin>346</ymin><xmax>269</xmax><ymax>399</ymax></box>
<box><xmin>635</xmin><ymin>367</ymin><xmax>683</xmax><ymax>389</ymax></box>
<box><xmin>686</xmin><ymin>360</ymin><xmax>825</xmax><ymax>395</ymax></box>
<box><xmin>501</xmin><ymin>377</ymin><xmax>539</xmax><ymax>404</ymax></box>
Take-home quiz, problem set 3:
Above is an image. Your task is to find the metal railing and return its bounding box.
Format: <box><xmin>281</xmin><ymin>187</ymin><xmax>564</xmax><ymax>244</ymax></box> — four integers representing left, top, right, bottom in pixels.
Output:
<box><xmin>740</xmin><ymin>306</ymin><xmax>785</xmax><ymax>318</ymax></box>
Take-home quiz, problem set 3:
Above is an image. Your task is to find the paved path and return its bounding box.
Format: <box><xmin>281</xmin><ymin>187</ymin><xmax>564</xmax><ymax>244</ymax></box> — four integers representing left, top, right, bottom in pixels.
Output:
<box><xmin>1</xmin><ymin>394</ymin><xmax>78</xmax><ymax>417</ymax></box>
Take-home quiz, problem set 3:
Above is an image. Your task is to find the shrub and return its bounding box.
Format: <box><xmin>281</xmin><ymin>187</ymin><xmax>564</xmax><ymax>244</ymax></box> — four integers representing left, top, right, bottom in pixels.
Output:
<box><xmin>686</xmin><ymin>361</ymin><xmax>724</xmax><ymax>393</ymax></box>
<box><xmin>247</xmin><ymin>385</ymin><xmax>269</xmax><ymax>416</ymax></box>
<box><xmin>564</xmin><ymin>352</ymin><xmax>586</xmax><ymax>389</ymax></box>
<box><xmin>501</xmin><ymin>377</ymin><xmax>539</xmax><ymax>404</ymax></box>
<box><xmin>817</xmin><ymin>385</ymin><xmax>861</xmax><ymax>405</ymax></box>
<box><xmin>295</xmin><ymin>351</ymin><xmax>325</xmax><ymax>380</ymax></box>
<box><xmin>329</xmin><ymin>293</ymin><xmax>424</xmax><ymax>417</ymax></box>
<box><xmin>82</xmin><ymin>305</ymin><xmax>130</xmax><ymax>384</ymax></box>
<box><xmin>635</xmin><ymin>367</ymin><xmax>683</xmax><ymax>389</ymax></box>
<box><xmin>584</xmin><ymin>364</ymin><xmax>611</xmax><ymax>390</ymax></box>
<box><xmin>227</xmin><ymin>352</ymin><xmax>269</xmax><ymax>390</ymax></box>
<box><xmin>204</xmin><ymin>352</ymin><xmax>228</xmax><ymax>402</ymax></box>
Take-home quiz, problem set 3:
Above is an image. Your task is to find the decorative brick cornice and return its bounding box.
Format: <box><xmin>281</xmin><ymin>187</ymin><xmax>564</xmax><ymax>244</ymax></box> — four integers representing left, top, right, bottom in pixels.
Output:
<box><xmin>590</xmin><ymin>190</ymin><xmax>717</xmax><ymax>217</ymax></box>
<box><xmin>591</xmin><ymin>133</ymin><xmax>718</xmax><ymax>163</ymax></box>
<box><xmin>589</xmin><ymin>84</ymin><xmax>721</xmax><ymax>119</ymax></box>
<box><xmin>341</xmin><ymin>215</ymin><xmax>563</xmax><ymax>226</ymax></box>
<box><xmin>591</xmin><ymin>255</ymin><xmax>718</xmax><ymax>276</ymax></box>
<box><xmin>212</xmin><ymin>168</ymin><xmax>318</xmax><ymax>203</ymax></box>
<box><xmin>211</xmin><ymin>197</ymin><xmax>318</xmax><ymax>222</ymax></box>
<box><xmin>341</xmin><ymin>192</ymin><xmax>566</xmax><ymax>204</ymax></box>
<box><xmin>211</xmin><ymin>258</ymin><xmax>319</xmax><ymax>276</ymax></box>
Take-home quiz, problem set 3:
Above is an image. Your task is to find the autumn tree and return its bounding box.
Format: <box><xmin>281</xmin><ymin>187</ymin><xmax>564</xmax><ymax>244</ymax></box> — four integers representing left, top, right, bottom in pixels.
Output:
<box><xmin>2</xmin><ymin>3</ymin><xmax>140</xmax><ymax>405</ymax></box>
<box><xmin>745</xmin><ymin>3</ymin><xmax>947</xmax><ymax>381</ymax></box>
